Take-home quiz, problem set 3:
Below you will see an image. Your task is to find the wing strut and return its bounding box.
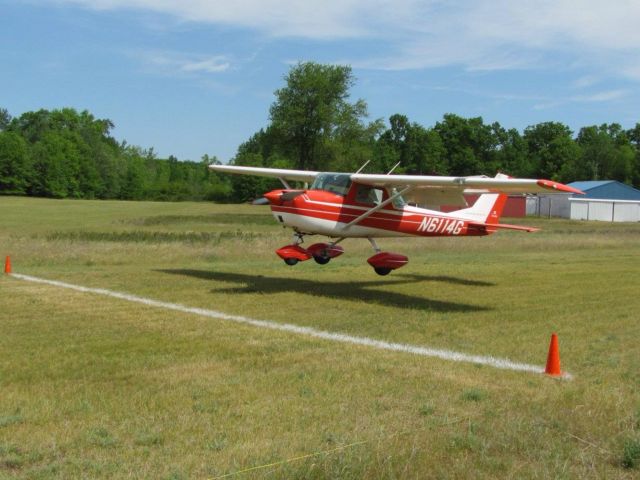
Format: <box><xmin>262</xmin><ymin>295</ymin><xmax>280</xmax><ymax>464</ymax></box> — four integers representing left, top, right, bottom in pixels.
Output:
<box><xmin>355</xmin><ymin>160</ymin><xmax>371</xmax><ymax>174</ymax></box>
<box><xmin>341</xmin><ymin>186</ymin><xmax>413</xmax><ymax>231</ymax></box>
<box><xmin>278</xmin><ymin>177</ymin><xmax>292</xmax><ymax>189</ymax></box>
<box><xmin>386</xmin><ymin>161</ymin><xmax>401</xmax><ymax>175</ymax></box>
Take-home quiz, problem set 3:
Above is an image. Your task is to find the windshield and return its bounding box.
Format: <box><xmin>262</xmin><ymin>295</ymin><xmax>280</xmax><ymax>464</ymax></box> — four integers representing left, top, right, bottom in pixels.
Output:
<box><xmin>310</xmin><ymin>173</ymin><xmax>352</xmax><ymax>196</ymax></box>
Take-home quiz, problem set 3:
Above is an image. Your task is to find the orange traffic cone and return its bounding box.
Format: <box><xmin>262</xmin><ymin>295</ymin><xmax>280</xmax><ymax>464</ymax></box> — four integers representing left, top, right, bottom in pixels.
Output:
<box><xmin>4</xmin><ymin>256</ymin><xmax>11</xmax><ymax>274</ymax></box>
<box><xmin>545</xmin><ymin>333</ymin><xmax>562</xmax><ymax>376</ymax></box>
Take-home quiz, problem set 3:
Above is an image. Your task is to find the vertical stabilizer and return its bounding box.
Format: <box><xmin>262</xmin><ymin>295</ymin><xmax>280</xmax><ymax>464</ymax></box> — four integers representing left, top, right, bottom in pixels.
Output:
<box><xmin>453</xmin><ymin>174</ymin><xmax>510</xmax><ymax>224</ymax></box>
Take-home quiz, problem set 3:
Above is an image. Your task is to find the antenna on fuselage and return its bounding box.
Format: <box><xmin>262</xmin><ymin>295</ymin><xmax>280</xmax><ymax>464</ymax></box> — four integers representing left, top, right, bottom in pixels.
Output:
<box><xmin>354</xmin><ymin>160</ymin><xmax>371</xmax><ymax>174</ymax></box>
<box><xmin>386</xmin><ymin>161</ymin><xmax>401</xmax><ymax>175</ymax></box>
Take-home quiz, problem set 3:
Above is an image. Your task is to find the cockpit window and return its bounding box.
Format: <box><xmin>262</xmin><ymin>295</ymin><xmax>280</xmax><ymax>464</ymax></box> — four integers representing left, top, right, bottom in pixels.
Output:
<box><xmin>310</xmin><ymin>173</ymin><xmax>352</xmax><ymax>196</ymax></box>
<box><xmin>391</xmin><ymin>188</ymin><xmax>407</xmax><ymax>209</ymax></box>
<box><xmin>355</xmin><ymin>185</ymin><xmax>384</xmax><ymax>205</ymax></box>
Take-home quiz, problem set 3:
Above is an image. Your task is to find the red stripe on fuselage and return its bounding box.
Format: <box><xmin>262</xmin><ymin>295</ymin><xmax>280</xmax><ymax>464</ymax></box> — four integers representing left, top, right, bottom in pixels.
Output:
<box><xmin>270</xmin><ymin>194</ymin><xmax>488</xmax><ymax>237</ymax></box>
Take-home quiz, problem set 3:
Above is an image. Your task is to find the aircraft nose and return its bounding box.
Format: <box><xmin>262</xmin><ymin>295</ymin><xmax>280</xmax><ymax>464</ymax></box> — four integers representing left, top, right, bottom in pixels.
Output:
<box><xmin>263</xmin><ymin>190</ymin><xmax>282</xmax><ymax>204</ymax></box>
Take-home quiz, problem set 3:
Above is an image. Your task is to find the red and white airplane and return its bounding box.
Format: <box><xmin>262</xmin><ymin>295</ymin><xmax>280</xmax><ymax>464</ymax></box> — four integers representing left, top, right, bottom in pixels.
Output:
<box><xmin>210</xmin><ymin>164</ymin><xmax>582</xmax><ymax>275</ymax></box>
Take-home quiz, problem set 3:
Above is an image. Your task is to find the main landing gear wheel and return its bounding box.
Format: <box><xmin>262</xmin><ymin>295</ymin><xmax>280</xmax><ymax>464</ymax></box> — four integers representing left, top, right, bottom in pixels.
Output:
<box><xmin>313</xmin><ymin>255</ymin><xmax>331</xmax><ymax>265</ymax></box>
<box><xmin>307</xmin><ymin>242</ymin><xmax>344</xmax><ymax>265</ymax></box>
<box><xmin>366</xmin><ymin>239</ymin><xmax>408</xmax><ymax>275</ymax></box>
<box><xmin>374</xmin><ymin>267</ymin><xmax>392</xmax><ymax>276</ymax></box>
<box><xmin>284</xmin><ymin>257</ymin><xmax>299</xmax><ymax>266</ymax></box>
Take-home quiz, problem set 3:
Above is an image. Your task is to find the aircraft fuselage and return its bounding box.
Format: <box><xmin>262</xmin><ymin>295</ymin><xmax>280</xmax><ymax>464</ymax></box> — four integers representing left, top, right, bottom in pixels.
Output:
<box><xmin>264</xmin><ymin>187</ymin><xmax>490</xmax><ymax>239</ymax></box>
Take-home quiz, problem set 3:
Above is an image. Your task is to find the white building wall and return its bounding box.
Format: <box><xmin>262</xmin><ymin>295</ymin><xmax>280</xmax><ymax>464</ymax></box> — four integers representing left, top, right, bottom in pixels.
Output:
<box><xmin>571</xmin><ymin>202</ymin><xmax>589</xmax><ymax>220</ymax></box>
<box><xmin>570</xmin><ymin>199</ymin><xmax>640</xmax><ymax>222</ymax></box>
<box><xmin>589</xmin><ymin>202</ymin><xmax>614</xmax><ymax>221</ymax></box>
<box><xmin>614</xmin><ymin>203</ymin><xmax>640</xmax><ymax>222</ymax></box>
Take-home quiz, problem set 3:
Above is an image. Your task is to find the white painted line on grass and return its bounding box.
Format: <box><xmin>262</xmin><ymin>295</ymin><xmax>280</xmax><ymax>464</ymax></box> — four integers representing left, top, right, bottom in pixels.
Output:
<box><xmin>10</xmin><ymin>273</ymin><xmax>565</xmax><ymax>377</ymax></box>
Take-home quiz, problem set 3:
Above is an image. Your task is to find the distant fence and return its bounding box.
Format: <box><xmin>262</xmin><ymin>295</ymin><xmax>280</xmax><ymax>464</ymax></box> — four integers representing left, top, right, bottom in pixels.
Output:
<box><xmin>526</xmin><ymin>195</ymin><xmax>571</xmax><ymax>218</ymax></box>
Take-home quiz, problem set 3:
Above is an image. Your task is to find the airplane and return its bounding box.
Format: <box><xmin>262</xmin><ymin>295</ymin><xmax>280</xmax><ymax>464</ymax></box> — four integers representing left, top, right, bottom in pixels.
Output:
<box><xmin>209</xmin><ymin>164</ymin><xmax>583</xmax><ymax>275</ymax></box>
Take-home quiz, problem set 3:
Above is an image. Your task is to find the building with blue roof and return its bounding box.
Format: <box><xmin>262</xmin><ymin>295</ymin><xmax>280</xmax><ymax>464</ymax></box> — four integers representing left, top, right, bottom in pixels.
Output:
<box><xmin>527</xmin><ymin>180</ymin><xmax>640</xmax><ymax>222</ymax></box>
<box><xmin>567</xmin><ymin>180</ymin><xmax>640</xmax><ymax>201</ymax></box>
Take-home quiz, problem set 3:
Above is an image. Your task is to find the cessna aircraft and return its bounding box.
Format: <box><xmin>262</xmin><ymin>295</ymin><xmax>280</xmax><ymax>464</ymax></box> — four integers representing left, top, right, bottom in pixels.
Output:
<box><xmin>210</xmin><ymin>164</ymin><xmax>582</xmax><ymax>275</ymax></box>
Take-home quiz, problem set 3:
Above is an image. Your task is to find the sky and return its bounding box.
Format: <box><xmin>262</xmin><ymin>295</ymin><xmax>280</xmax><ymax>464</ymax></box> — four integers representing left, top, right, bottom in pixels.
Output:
<box><xmin>1</xmin><ymin>0</ymin><xmax>639</xmax><ymax>162</ymax></box>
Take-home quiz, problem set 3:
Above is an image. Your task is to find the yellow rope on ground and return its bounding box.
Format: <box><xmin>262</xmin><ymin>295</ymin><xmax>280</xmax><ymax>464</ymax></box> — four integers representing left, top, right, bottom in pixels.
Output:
<box><xmin>210</xmin><ymin>439</ymin><xmax>369</xmax><ymax>479</ymax></box>
<box><xmin>208</xmin><ymin>411</ymin><xmax>615</xmax><ymax>479</ymax></box>
<box><xmin>209</xmin><ymin>415</ymin><xmax>469</xmax><ymax>479</ymax></box>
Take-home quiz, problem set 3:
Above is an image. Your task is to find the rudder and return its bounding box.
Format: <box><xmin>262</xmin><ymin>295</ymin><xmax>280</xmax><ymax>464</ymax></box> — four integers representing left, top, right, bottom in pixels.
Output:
<box><xmin>454</xmin><ymin>193</ymin><xmax>508</xmax><ymax>224</ymax></box>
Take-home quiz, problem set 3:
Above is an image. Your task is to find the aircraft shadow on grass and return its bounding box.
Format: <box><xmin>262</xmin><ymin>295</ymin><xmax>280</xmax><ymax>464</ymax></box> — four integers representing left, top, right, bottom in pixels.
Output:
<box><xmin>157</xmin><ymin>269</ymin><xmax>494</xmax><ymax>313</ymax></box>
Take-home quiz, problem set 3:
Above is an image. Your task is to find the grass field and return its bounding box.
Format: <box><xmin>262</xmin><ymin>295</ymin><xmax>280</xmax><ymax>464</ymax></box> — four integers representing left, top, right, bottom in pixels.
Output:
<box><xmin>1</xmin><ymin>195</ymin><xmax>639</xmax><ymax>479</ymax></box>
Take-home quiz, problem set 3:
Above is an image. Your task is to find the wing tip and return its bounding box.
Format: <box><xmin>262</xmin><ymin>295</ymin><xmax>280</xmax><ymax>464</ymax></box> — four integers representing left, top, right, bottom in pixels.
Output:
<box><xmin>536</xmin><ymin>179</ymin><xmax>584</xmax><ymax>195</ymax></box>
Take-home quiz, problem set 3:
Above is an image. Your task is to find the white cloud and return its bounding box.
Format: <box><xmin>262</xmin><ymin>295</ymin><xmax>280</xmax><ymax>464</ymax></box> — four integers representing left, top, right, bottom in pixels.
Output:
<box><xmin>133</xmin><ymin>50</ymin><xmax>231</xmax><ymax>76</ymax></box>
<box><xmin>52</xmin><ymin>0</ymin><xmax>387</xmax><ymax>38</ymax></box>
<box><xmin>572</xmin><ymin>89</ymin><xmax>628</xmax><ymax>103</ymax></box>
<box><xmin>179</xmin><ymin>58</ymin><xmax>230</xmax><ymax>74</ymax></box>
<box><xmin>44</xmin><ymin>0</ymin><xmax>640</xmax><ymax>81</ymax></box>
<box><xmin>573</xmin><ymin>75</ymin><xmax>599</xmax><ymax>89</ymax></box>
<box><xmin>533</xmin><ymin>89</ymin><xmax>628</xmax><ymax>111</ymax></box>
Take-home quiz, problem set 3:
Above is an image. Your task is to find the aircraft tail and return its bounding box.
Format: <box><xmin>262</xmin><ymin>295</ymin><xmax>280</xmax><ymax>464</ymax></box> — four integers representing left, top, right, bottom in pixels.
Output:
<box><xmin>453</xmin><ymin>172</ymin><xmax>510</xmax><ymax>224</ymax></box>
<box><xmin>454</xmin><ymin>192</ymin><xmax>508</xmax><ymax>224</ymax></box>
<box><xmin>453</xmin><ymin>173</ymin><xmax>539</xmax><ymax>233</ymax></box>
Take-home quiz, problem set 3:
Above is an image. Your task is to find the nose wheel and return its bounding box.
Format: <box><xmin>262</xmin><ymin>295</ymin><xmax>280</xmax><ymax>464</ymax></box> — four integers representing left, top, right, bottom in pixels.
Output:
<box><xmin>275</xmin><ymin>234</ymin><xmax>312</xmax><ymax>266</ymax></box>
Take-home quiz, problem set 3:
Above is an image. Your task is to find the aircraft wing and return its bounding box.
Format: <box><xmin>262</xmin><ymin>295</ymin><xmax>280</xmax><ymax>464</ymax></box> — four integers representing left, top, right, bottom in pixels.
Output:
<box><xmin>209</xmin><ymin>165</ymin><xmax>584</xmax><ymax>196</ymax></box>
<box><xmin>350</xmin><ymin>173</ymin><xmax>583</xmax><ymax>195</ymax></box>
<box><xmin>209</xmin><ymin>164</ymin><xmax>319</xmax><ymax>183</ymax></box>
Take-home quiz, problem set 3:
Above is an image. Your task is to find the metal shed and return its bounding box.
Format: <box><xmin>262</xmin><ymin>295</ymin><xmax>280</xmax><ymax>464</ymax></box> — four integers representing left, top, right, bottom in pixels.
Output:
<box><xmin>568</xmin><ymin>180</ymin><xmax>640</xmax><ymax>201</ymax></box>
<box><xmin>527</xmin><ymin>180</ymin><xmax>640</xmax><ymax>222</ymax></box>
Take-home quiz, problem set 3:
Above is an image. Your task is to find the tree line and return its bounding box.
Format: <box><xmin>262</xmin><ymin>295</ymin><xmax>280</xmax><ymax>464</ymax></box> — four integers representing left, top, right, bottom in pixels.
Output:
<box><xmin>0</xmin><ymin>108</ymin><xmax>230</xmax><ymax>201</ymax></box>
<box><xmin>230</xmin><ymin>63</ymin><xmax>640</xmax><ymax>201</ymax></box>
<box><xmin>2</xmin><ymin>62</ymin><xmax>639</xmax><ymax>203</ymax></box>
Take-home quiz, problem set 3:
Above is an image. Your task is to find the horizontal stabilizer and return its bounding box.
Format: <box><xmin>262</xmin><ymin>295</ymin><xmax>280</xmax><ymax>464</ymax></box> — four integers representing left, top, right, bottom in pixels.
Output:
<box><xmin>468</xmin><ymin>222</ymin><xmax>539</xmax><ymax>233</ymax></box>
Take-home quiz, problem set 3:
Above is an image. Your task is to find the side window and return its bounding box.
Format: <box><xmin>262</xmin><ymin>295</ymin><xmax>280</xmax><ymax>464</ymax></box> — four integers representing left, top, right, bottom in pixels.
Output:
<box><xmin>355</xmin><ymin>185</ymin><xmax>383</xmax><ymax>205</ymax></box>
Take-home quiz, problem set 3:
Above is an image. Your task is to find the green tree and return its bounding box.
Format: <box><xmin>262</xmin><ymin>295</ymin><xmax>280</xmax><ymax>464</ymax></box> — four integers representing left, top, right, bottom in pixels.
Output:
<box><xmin>493</xmin><ymin>127</ymin><xmax>531</xmax><ymax>177</ymax></box>
<box><xmin>523</xmin><ymin>122</ymin><xmax>580</xmax><ymax>180</ymax></box>
<box><xmin>268</xmin><ymin>62</ymin><xmax>370</xmax><ymax>171</ymax></box>
<box><xmin>573</xmin><ymin>124</ymin><xmax>635</xmax><ymax>183</ymax></box>
<box><xmin>375</xmin><ymin>114</ymin><xmax>446</xmax><ymax>174</ymax></box>
<box><xmin>201</xmin><ymin>154</ymin><xmax>231</xmax><ymax>201</ymax></box>
<box><xmin>120</xmin><ymin>153</ymin><xmax>146</xmax><ymax>200</ymax></box>
<box><xmin>433</xmin><ymin>114</ymin><xmax>498</xmax><ymax>175</ymax></box>
<box><xmin>0</xmin><ymin>131</ymin><xmax>31</xmax><ymax>194</ymax></box>
<box><xmin>30</xmin><ymin>131</ymin><xmax>82</xmax><ymax>198</ymax></box>
<box><xmin>0</xmin><ymin>108</ymin><xmax>11</xmax><ymax>131</ymax></box>
<box><xmin>627</xmin><ymin>123</ymin><xmax>640</xmax><ymax>186</ymax></box>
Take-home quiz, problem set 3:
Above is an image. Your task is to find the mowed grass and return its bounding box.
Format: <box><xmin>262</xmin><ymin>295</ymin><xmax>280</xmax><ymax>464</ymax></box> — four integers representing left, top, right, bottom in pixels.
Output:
<box><xmin>0</xmin><ymin>195</ymin><xmax>639</xmax><ymax>479</ymax></box>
